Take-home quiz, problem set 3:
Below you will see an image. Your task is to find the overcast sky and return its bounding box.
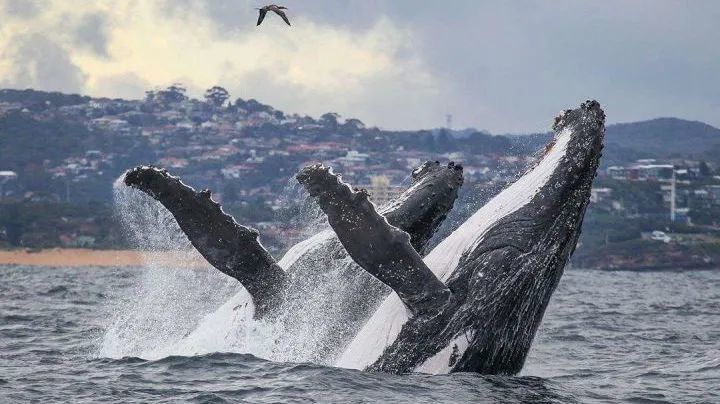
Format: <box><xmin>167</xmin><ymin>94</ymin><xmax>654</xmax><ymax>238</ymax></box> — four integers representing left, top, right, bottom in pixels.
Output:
<box><xmin>0</xmin><ymin>0</ymin><xmax>718</xmax><ymax>133</ymax></box>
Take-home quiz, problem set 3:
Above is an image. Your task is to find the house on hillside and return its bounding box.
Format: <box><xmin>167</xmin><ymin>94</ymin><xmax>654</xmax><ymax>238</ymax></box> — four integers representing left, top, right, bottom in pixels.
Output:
<box><xmin>608</xmin><ymin>163</ymin><xmax>674</xmax><ymax>182</ymax></box>
<box><xmin>0</xmin><ymin>171</ymin><xmax>18</xmax><ymax>200</ymax></box>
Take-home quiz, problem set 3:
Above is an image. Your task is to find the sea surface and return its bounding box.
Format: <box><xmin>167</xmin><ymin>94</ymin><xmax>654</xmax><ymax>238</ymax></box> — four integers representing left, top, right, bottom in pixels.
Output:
<box><xmin>1</xmin><ymin>265</ymin><xmax>718</xmax><ymax>403</ymax></box>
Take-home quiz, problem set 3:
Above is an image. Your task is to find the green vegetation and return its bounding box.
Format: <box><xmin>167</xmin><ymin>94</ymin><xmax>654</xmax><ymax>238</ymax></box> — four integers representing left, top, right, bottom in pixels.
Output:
<box><xmin>580</xmin><ymin>211</ymin><xmax>700</xmax><ymax>246</ymax></box>
<box><xmin>574</xmin><ymin>238</ymin><xmax>720</xmax><ymax>270</ymax></box>
<box><xmin>511</xmin><ymin>118</ymin><xmax>720</xmax><ymax>165</ymax></box>
<box><xmin>0</xmin><ymin>89</ymin><xmax>90</xmax><ymax>109</ymax></box>
<box><xmin>0</xmin><ymin>111</ymin><xmax>90</xmax><ymax>173</ymax></box>
<box><xmin>607</xmin><ymin>118</ymin><xmax>720</xmax><ymax>158</ymax></box>
<box><xmin>0</xmin><ymin>201</ymin><xmax>125</xmax><ymax>249</ymax></box>
<box><xmin>2</xmin><ymin>88</ymin><xmax>719</xmax><ymax>270</ymax></box>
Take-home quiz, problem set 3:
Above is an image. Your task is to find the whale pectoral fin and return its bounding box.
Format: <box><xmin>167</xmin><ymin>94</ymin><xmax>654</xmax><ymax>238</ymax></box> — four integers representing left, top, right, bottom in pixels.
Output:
<box><xmin>124</xmin><ymin>166</ymin><xmax>287</xmax><ymax>316</ymax></box>
<box><xmin>297</xmin><ymin>164</ymin><xmax>453</xmax><ymax>317</ymax></box>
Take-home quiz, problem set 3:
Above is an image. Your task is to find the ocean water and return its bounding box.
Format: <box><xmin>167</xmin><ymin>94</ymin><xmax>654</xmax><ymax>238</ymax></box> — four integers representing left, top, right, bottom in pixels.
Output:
<box><xmin>1</xmin><ymin>265</ymin><xmax>718</xmax><ymax>403</ymax></box>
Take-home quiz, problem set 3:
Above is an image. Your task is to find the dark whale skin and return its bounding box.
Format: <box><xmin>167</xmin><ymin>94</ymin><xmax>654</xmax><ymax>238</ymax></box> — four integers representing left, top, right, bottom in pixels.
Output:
<box><xmin>308</xmin><ymin>101</ymin><xmax>605</xmax><ymax>375</ymax></box>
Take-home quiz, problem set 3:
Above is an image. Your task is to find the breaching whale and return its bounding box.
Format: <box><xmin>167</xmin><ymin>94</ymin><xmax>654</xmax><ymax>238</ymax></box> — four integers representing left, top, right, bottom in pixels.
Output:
<box><xmin>124</xmin><ymin>160</ymin><xmax>464</xmax><ymax>362</ymax></box>
<box><xmin>121</xmin><ymin>100</ymin><xmax>604</xmax><ymax>375</ymax></box>
<box><xmin>299</xmin><ymin>100</ymin><xmax>605</xmax><ymax>374</ymax></box>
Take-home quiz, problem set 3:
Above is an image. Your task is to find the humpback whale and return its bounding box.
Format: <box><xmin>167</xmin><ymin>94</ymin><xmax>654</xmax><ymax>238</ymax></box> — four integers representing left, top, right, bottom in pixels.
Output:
<box><xmin>300</xmin><ymin>100</ymin><xmax>605</xmax><ymax>374</ymax></box>
<box><xmin>124</xmin><ymin>160</ymin><xmax>463</xmax><ymax>361</ymax></box>
<box><xmin>120</xmin><ymin>100</ymin><xmax>604</xmax><ymax>375</ymax></box>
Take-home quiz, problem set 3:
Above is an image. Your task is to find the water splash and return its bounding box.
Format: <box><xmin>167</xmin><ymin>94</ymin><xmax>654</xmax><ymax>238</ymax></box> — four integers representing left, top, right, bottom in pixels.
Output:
<box><xmin>274</xmin><ymin>178</ymin><xmax>329</xmax><ymax>248</ymax></box>
<box><xmin>100</xmin><ymin>172</ymin><xmax>443</xmax><ymax>365</ymax></box>
<box><xmin>99</xmin><ymin>175</ymin><xmax>349</xmax><ymax>363</ymax></box>
<box><xmin>98</xmin><ymin>177</ymin><xmax>241</xmax><ymax>359</ymax></box>
<box><xmin>170</xmin><ymin>179</ymin><xmax>364</xmax><ymax>365</ymax></box>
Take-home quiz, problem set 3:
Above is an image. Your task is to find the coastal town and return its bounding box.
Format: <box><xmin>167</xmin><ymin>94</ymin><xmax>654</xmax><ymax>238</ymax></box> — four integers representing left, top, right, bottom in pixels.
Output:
<box><xmin>1</xmin><ymin>87</ymin><xmax>719</xmax><ymax>269</ymax></box>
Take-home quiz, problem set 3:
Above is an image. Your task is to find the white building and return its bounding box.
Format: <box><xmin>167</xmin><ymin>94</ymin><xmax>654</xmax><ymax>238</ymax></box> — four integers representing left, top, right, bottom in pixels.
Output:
<box><xmin>339</xmin><ymin>150</ymin><xmax>370</xmax><ymax>164</ymax></box>
<box><xmin>607</xmin><ymin>163</ymin><xmax>674</xmax><ymax>182</ymax></box>
<box><xmin>590</xmin><ymin>187</ymin><xmax>613</xmax><ymax>203</ymax></box>
<box><xmin>0</xmin><ymin>171</ymin><xmax>18</xmax><ymax>200</ymax></box>
<box><xmin>366</xmin><ymin>175</ymin><xmax>402</xmax><ymax>206</ymax></box>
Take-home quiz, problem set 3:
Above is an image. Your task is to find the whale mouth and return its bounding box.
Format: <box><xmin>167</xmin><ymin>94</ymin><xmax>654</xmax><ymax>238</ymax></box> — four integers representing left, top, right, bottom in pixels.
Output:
<box><xmin>420</xmin><ymin>100</ymin><xmax>606</xmax><ymax>375</ymax></box>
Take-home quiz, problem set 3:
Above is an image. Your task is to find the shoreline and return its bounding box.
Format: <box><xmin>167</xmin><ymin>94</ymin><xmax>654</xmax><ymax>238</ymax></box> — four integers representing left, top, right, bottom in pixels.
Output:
<box><xmin>1</xmin><ymin>248</ymin><xmax>718</xmax><ymax>272</ymax></box>
<box><xmin>0</xmin><ymin>249</ymin><xmax>210</xmax><ymax>268</ymax></box>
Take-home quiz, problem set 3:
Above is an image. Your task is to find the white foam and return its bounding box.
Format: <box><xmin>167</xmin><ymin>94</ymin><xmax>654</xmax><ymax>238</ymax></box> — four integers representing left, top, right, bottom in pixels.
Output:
<box><xmin>278</xmin><ymin>230</ymin><xmax>334</xmax><ymax>269</ymax></box>
<box><xmin>97</xmin><ymin>180</ymin><xmax>241</xmax><ymax>360</ymax></box>
<box><xmin>336</xmin><ymin>127</ymin><xmax>573</xmax><ymax>371</ymax></box>
<box><xmin>169</xmin><ymin>290</ymin><xmax>265</xmax><ymax>357</ymax></box>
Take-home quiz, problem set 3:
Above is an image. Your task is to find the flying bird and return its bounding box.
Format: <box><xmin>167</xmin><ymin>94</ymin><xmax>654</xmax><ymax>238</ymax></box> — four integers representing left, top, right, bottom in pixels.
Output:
<box><xmin>256</xmin><ymin>5</ymin><xmax>291</xmax><ymax>26</ymax></box>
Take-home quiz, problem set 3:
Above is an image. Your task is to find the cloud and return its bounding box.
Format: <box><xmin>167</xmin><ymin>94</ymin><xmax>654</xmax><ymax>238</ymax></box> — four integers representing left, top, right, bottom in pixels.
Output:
<box><xmin>0</xmin><ymin>1</ymin><xmax>444</xmax><ymax>128</ymax></box>
<box><xmin>0</xmin><ymin>33</ymin><xmax>86</xmax><ymax>93</ymax></box>
<box><xmin>92</xmin><ymin>72</ymin><xmax>150</xmax><ymax>100</ymax></box>
<box><xmin>246</xmin><ymin>1</ymin><xmax>720</xmax><ymax>131</ymax></box>
<box><xmin>0</xmin><ymin>1</ymin><xmax>718</xmax><ymax>132</ymax></box>
<box><xmin>2</xmin><ymin>0</ymin><xmax>41</xmax><ymax>19</ymax></box>
<box><xmin>73</xmin><ymin>12</ymin><xmax>110</xmax><ymax>57</ymax></box>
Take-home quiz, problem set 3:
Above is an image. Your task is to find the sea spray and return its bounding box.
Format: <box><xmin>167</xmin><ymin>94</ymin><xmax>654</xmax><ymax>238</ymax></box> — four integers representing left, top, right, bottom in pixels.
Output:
<box><xmin>274</xmin><ymin>177</ymin><xmax>329</xmax><ymax>249</ymax></box>
<box><xmin>166</xmin><ymin>179</ymin><xmax>365</xmax><ymax>365</ymax></box>
<box><xmin>98</xmin><ymin>171</ymin><xmax>446</xmax><ymax>366</ymax></box>
<box><xmin>97</xmin><ymin>177</ymin><xmax>240</xmax><ymax>359</ymax></box>
<box><xmin>98</xmin><ymin>176</ymin><xmax>349</xmax><ymax>363</ymax></box>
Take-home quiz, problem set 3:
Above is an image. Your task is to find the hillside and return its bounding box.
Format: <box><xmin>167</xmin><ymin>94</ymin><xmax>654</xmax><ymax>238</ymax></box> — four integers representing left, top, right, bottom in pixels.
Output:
<box><xmin>0</xmin><ymin>89</ymin><xmax>90</xmax><ymax>110</ymax></box>
<box><xmin>1</xmin><ymin>88</ymin><xmax>719</xmax><ymax>260</ymax></box>
<box><xmin>509</xmin><ymin>118</ymin><xmax>720</xmax><ymax>165</ymax></box>
<box><xmin>607</xmin><ymin>118</ymin><xmax>720</xmax><ymax>159</ymax></box>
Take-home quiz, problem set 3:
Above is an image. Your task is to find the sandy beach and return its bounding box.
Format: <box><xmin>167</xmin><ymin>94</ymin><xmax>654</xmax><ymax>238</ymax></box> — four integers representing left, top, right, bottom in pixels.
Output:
<box><xmin>0</xmin><ymin>249</ymin><xmax>211</xmax><ymax>268</ymax></box>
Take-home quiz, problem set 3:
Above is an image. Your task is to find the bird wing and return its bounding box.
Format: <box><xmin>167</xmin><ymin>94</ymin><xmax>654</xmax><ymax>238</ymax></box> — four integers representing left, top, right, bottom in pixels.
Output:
<box><xmin>272</xmin><ymin>9</ymin><xmax>292</xmax><ymax>26</ymax></box>
<box><xmin>257</xmin><ymin>9</ymin><xmax>268</xmax><ymax>26</ymax></box>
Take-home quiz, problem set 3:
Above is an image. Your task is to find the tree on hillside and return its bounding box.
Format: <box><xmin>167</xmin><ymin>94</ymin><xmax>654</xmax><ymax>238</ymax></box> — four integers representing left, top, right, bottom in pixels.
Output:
<box><xmin>144</xmin><ymin>90</ymin><xmax>156</xmax><ymax>103</ymax></box>
<box><xmin>436</xmin><ymin>129</ymin><xmax>452</xmax><ymax>152</ymax></box>
<box><xmin>344</xmin><ymin>118</ymin><xmax>365</xmax><ymax>130</ymax></box>
<box><xmin>418</xmin><ymin>131</ymin><xmax>435</xmax><ymax>152</ymax></box>
<box><xmin>320</xmin><ymin>112</ymin><xmax>340</xmax><ymax>132</ymax></box>
<box><xmin>204</xmin><ymin>86</ymin><xmax>230</xmax><ymax>108</ymax></box>
<box><xmin>699</xmin><ymin>161</ymin><xmax>711</xmax><ymax>177</ymax></box>
<box><xmin>338</xmin><ymin>118</ymin><xmax>365</xmax><ymax>136</ymax></box>
<box><xmin>244</xmin><ymin>99</ymin><xmax>270</xmax><ymax>114</ymax></box>
<box><xmin>465</xmin><ymin>131</ymin><xmax>512</xmax><ymax>154</ymax></box>
<box><xmin>156</xmin><ymin>84</ymin><xmax>188</xmax><ymax>104</ymax></box>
